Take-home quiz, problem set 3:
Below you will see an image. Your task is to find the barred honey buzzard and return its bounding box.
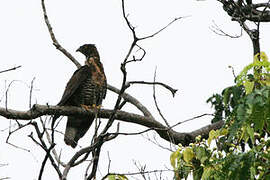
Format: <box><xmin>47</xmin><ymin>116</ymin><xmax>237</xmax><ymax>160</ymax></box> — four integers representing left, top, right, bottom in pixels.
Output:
<box><xmin>53</xmin><ymin>44</ymin><xmax>107</xmax><ymax>148</ymax></box>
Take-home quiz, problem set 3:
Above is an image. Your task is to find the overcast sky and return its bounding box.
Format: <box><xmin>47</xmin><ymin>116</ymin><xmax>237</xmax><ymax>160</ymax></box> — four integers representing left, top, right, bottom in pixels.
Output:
<box><xmin>1</xmin><ymin>0</ymin><xmax>270</xmax><ymax>179</ymax></box>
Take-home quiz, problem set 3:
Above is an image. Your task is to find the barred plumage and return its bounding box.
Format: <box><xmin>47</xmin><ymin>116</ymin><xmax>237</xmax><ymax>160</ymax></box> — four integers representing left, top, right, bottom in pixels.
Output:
<box><xmin>53</xmin><ymin>44</ymin><xmax>106</xmax><ymax>148</ymax></box>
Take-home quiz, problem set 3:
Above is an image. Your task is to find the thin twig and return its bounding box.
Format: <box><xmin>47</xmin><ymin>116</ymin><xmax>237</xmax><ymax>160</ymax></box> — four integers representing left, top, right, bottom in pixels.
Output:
<box><xmin>6</xmin><ymin>121</ymin><xmax>31</xmax><ymax>152</ymax></box>
<box><xmin>126</xmin><ymin>81</ymin><xmax>177</xmax><ymax>97</ymax></box>
<box><xmin>152</xmin><ymin>68</ymin><xmax>170</xmax><ymax>127</ymax></box>
<box><xmin>108</xmin><ymin>128</ymin><xmax>153</xmax><ymax>136</ymax></box>
<box><xmin>0</xmin><ymin>164</ymin><xmax>8</xmax><ymax>167</ymax></box>
<box><xmin>41</xmin><ymin>0</ymin><xmax>81</xmax><ymax>68</ymax></box>
<box><xmin>139</xmin><ymin>17</ymin><xmax>188</xmax><ymax>41</ymax></box>
<box><xmin>44</xmin><ymin>124</ymin><xmax>67</xmax><ymax>167</ymax></box>
<box><xmin>107</xmin><ymin>151</ymin><xmax>111</xmax><ymax>174</ymax></box>
<box><xmin>125</xmin><ymin>44</ymin><xmax>146</xmax><ymax>64</ymax></box>
<box><xmin>228</xmin><ymin>65</ymin><xmax>236</xmax><ymax>78</ymax></box>
<box><xmin>170</xmin><ymin>113</ymin><xmax>214</xmax><ymax>129</ymax></box>
<box><xmin>30</xmin><ymin>122</ymin><xmax>63</xmax><ymax>178</ymax></box>
<box><xmin>101</xmin><ymin>169</ymin><xmax>173</xmax><ymax>180</ymax></box>
<box><xmin>152</xmin><ymin>69</ymin><xmax>175</xmax><ymax>147</ymax></box>
<box><xmin>142</xmin><ymin>133</ymin><xmax>173</xmax><ymax>152</ymax></box>
<box><xmin>29</xmin><ymin>77</ymin><xmax>35</xmax><ymax>109</ymax></box>
<box><xmin>0</xmin><ymin>66</ymin><xmax>22</xmax><ymax>74</ymax></box>
<box><xmin>0</xmin><ymin>177</ymin><xmax>11</xmax><ymax>180</ymax></box>
<box><xmin>210</xmin><ymin>20</ymin><xmax>242</xmax><ymax>38</ymax></box>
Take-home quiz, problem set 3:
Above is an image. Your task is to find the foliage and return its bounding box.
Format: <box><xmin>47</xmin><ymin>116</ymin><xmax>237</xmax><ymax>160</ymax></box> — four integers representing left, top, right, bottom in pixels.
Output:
<box><xmin>171</xmin><ymin>52</ymin><xmax>270</xmax><ymax>179</ymax></box>
<box><xmin>107</xmin><ymin>174</ymin><xmax>128</xmax><ymax>180</ymax></box>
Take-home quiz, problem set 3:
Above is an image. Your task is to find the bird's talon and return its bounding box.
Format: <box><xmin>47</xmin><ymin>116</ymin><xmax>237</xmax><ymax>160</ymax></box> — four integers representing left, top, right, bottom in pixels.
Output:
<box><xmin>91</xmin><ymin>104</ymin><xmax>101</xmax><ymax>110</ymax></box>
<box><xmin>80</xmin><ymin>104</ymin><xmax>101</xmax><ymax>111</ymax></box>
<box><xmin>81</xmin><ymin>104</ymin><xmax>91</xmax><ymax>111</ymax></box>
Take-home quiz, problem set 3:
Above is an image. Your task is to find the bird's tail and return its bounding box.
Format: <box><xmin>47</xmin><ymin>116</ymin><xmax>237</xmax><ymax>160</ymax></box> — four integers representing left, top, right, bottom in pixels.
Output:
<box><xmin>64</xmin><ymin>116</ymin><xmax>95</xmax><ymax>148</ymax></box>
<box><xmin>64</xmin><ymin>116</ymin><xmax>78</xmax><ymax>148</ymax></box>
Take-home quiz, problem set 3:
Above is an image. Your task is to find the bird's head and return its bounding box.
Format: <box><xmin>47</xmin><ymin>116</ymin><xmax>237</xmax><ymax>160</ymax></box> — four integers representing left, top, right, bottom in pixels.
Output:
<box><xmin>76</xmin><ymin>44</ymin><xmax>99</xmax><ymax>59</ymax></box>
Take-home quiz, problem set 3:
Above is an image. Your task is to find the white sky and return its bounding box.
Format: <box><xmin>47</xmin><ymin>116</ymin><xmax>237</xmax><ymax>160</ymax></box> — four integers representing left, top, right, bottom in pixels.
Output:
<box><xmin>0</xmin><ymin>0</ymin><xmax>270</xmax><ymax>179</ymax></box>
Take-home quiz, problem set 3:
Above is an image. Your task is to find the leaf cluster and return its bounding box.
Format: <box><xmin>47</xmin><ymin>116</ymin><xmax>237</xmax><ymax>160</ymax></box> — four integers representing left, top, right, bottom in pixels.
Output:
<box><xmin>171</xmin><ymin>52</ymin><xmax>270</xmax><ymax>179</ymax></box>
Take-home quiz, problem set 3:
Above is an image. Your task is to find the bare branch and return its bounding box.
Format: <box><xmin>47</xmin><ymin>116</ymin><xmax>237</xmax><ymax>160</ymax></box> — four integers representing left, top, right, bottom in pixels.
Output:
<box><xmin>153</xmin><ymin>69</ymin><xmax>171</xmax><ymax>127</ymax></box>
<box><xmin>107</xmin><ymin>84</ymin><xmax>154</xmax><ymax>118</ymax></box>
<box><xmin>0</xmin><ymin>65</ymin><xmax>22</xmax><ymax>74</ymax></box>
<box><xmin>170</xmin><ymin>113</ymin><xmax>214</xmax><ymax>129</ymax></box>
<box><xmin>6</xmin><ymin>120</ymin><xmax>31</xmax><ymax>152</ymax></box>
<box><xmin>219</xmin><ymin>0</ymin><xmax>270</xmax><ymax>22</ymax></box>
<box><xmin>139</xmin><ymin>17</ymin><xmax>187</xmax><ymax>41</ymax></box>
<box><xmin>126</xmin><ymin>81</ymin><xmax>177</xmax><ymax>97</ymax></box>
<box><xmin>210</xmin><ymin>21</ymin><xmax>242</xmax><ymax>38</ymax></box>
<box><xmin>30</xmin><ymin>121</ymin><xmax>62</xmax><ymax>179</ymax></box>
<box><xmin>125</xmin><ymin>44</ymin><xmax>146</xmax><ymax>64</ymax></box>
<box><xmin>0</xmin><ymin>177</ymin><xmax>10</xmax><ymax>180</ymax></box>
<box><xmin>142</xmin><ymin>133</ymin><xmax>174</xmax><ymax>152</ymax></box>
<box><xmin>29</xmin><ymin>77</ymin><xmax>35</xmax><ymax>109</ymax></box>
<box><xmin>41</xmin><ymin>0</ymin><xmax>81</xmax><ymax>68</ymax></box>
<box><xmin>101</xmin><ymin>169</ymin><xmax>173</xmax><ymax>180</ymax></box>
<box><xmin>0</xmin><ymin>164</ymin><xmax>8</xmax><ymax>168</ymax></box>
<box><xmin>108</xmin><ymin>128</ymin><xmax>153</xmax><ymax>137</ymax></box>
<box><xmin>45</xmin><ymin>129</ymin><xmax>67</xmax><ymax>167</ymax></box>
<box><xmin>86</xmin><ymin>146</ymin><xmax>101</xmax><ymax>180</ymax></box>
<box><xmin>228</xmin><ymin>65</ymin><xmax>237</xmax><ymax>78</ymax></box>
<box><xmin>38</xmin><ymin>144</ymin><xmax>55</xmax><ymax>180</ymax></box>
<box><xmin>62</xmin><ymin>139</ymin><xmax>102</xmax><ymax>179</ymax></box>
<box><xmin>0</xmin><ymin>104</ymin><xmax>223</xmax><ymax>146</ymax></box>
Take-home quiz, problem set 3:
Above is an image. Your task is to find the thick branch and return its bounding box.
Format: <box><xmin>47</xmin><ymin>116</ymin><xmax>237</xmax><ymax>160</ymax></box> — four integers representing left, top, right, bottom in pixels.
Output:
<box><xmin>0</xmin><ymin>105</ymin><xmax>223</xmax><ymax>146</ymax></box>
<box><xmin>219</xmin><ymin>0</ymin><xmax>270</xmax><ymax>22</ymax></box>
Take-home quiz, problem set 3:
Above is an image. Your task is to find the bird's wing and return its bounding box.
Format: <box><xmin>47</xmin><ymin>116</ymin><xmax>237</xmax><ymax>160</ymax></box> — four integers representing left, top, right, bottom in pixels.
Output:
<box><xmin>57</xmin><ymin>65</ymin><xmax>91</xmax><ymax>106</ymax></box>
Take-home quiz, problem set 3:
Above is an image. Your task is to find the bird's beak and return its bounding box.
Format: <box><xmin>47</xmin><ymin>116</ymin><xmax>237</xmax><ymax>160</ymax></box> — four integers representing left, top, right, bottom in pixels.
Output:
<box><xmin>76</xmin><ymin>48</ymin><xmax>80</xmax><ymax>52</ymax></box>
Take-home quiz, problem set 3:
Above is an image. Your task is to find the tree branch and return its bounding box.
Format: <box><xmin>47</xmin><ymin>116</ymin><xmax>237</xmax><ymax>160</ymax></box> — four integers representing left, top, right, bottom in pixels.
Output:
<box><xmin>0</xmin><ymin>66</ymin><xmax>22</xmax><ymax>74</ymax></box>
<box><xmin>41</xmin><ymin>0</ymin><xmax>81</xmax><ymax>68</ymax></box>
<box><xmin>126</xmin><ymin>81</ymin><xmax>178</xmax><ymax>97</ymax></box>
<box><xmin>0</xmin><ymin>104</ymin><xmax>223</xmax><ymax>146</ymax></box>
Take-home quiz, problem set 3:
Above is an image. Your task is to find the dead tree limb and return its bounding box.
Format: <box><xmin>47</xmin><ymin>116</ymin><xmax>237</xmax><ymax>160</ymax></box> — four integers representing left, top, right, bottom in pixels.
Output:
<box><xmin>0</xmin><ymin>104</ymin><xmax>223</xmax><ymax>146</ymax></box>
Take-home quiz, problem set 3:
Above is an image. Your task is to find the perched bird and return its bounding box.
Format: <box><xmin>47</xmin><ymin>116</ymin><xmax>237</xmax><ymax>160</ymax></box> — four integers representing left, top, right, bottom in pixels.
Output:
<box><xmin>53</xmin><ymin>44</ymin><xmax>107</xmax><ymax>148</ymax></box>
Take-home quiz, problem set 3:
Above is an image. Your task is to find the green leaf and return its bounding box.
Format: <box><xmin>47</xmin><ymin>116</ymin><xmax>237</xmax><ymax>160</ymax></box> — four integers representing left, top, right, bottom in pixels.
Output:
<box><xmin>246</xmin><ymin>125</ymin><xmax>255</xmax><ymax>144</ymax></box>
<box><xmin>183</xmin><ymin>148</ymin><xmax>194</xmax><ymax>163</ymax></box>
<box><xmin>244</xmin><ymin>81</ymin><xmax>254</xmax><ymax>94</ymax></box>
<box><xmin>260</xmin><ymin>51</ymin><xmax>268</xmax><ymax>62</ymax></box>
<box><xmin>254</xmin><ymin>117</ymin><xmax>264</xmax><ymax>132</ymax></box>
<box><xmin>108</xmin><ymin>175</ymin><xmax>128</xmax><ymax>180</ymax></box>
<box><xmin>220</xmin><ymin>128</ymin><xmax>228</xmax><ymax>136</ymax></box>
<box><xmin>195</xmin><ymin>147</ymin><xmax>207</xmax><ymax>163</ymax></box>
<box><xmin>201</xmin><ymin>167</ymin><xmax>213</xmax><ymax>180</ymax></box>
<box><xmin>108</xmin><ymin>175</ymin><xmax>116</xmax><ymax>180</ymax></box>
<box><xmin>208</xmin><ymin>130</ymin><xmax>217</xmax><ymax>146</ymax></box>
<box><xmin>119</xmin><ymin>175</ymin><xmax>128</xmax><ymax>180</ymax></box>
<box><xmin>250</xmin><ymin>166</ymin><xmax>256</xmax><ymax>180</ymax></box>
<box><xmin>170</xmin><ymin>149</ymin><xmax>180</xmax><ymax>169</ymax></box>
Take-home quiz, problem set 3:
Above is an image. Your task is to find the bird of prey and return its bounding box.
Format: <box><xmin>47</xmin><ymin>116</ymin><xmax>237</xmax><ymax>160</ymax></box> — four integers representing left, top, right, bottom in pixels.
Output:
<box><xmin>53</xmin><ymin>44</ymin><xmax>107</xmax><ymax>148</ymax></box>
